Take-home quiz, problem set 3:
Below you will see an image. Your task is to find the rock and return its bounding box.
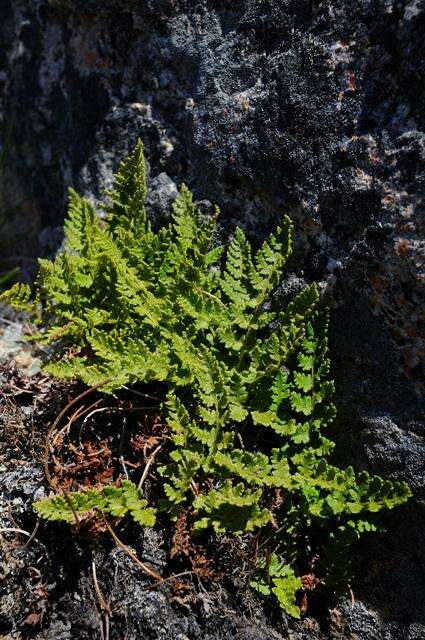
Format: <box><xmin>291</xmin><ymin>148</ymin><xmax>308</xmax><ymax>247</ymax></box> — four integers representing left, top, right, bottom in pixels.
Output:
<box><xmin>0</xmin><ymin>462</ymin><xmax>45</xmax><ymax>530</ymax></box>
<box><xmin>0</xmin><ymin>317</ymin><xmax>41</xmax><ymax>375</ymax></box>
<box><xmin>146</xmin><ymin>172</ymin><xmax>179</xmax><ymax>221</ymax></box>
<box><xmin>0</xmin><ymin>0</ymin><xmax>424</xmax><ymax>637</ymax></box>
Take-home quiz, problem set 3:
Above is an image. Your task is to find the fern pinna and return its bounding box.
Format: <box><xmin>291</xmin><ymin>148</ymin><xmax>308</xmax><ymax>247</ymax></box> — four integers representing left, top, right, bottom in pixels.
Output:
<box><xmin>2</xmin><ymin>141</ymin><xmax>410</xmax><ymax>617</ymax></box>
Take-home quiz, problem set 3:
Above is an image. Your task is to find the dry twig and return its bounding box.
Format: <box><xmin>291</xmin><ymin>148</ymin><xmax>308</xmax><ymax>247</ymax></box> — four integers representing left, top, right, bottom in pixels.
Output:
<box><xmin>104</xmin><ymin>520</ymin><xmax>162</xmax><ymax>582</ymax></box>
<box><xmin>92</xmin><ymin>559</ymin><xmax>110</xmax><ymax>640</ymax></box>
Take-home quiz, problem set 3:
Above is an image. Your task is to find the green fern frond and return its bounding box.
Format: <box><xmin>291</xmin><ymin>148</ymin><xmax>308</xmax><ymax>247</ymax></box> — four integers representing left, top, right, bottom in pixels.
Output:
<box><xmin>172</xmin><ymin>184</ymin><xmax>199</xmax><ymax>253</ymax></box>
<box><xmin>193</xmin><ymin>482</ymin><xmax>272</xmax><ymax>533</ymax></box>
<box><xmin>107</xmin><ymin>138</ymin><xmax>149</xmax><ymax>235</ymax></box>
<box><xmin>64</xmin><ymin>189</ymin><xmax>99</xmax><ymax>255</ymax></box>
<box><xmin>34</xmin><ymin>480</ymin><xmax>156</xmax><ymax>527</ymax></box>
<box><xmin>0</xmin><ymin>282</ymin><xmax>35</xmax><ymax>312</ymax></box>
<box><xmin>220</xmin><ymin>226</ymin><xmax>255</xmax><ymax>309</ymax></box>
<box><xmin>271</xmin><ymin>570</ymin><xmax>302</xmax><ymax>619</ymax></box>
<box><xmin>250</xmin><ymin>554</ymin><xmax>303</xmax><ymax>618</ymax></box>
<box><xmin>250</xmin><ymin>216</ymin><xmax>293</xmax><ymax>295</ymax></box>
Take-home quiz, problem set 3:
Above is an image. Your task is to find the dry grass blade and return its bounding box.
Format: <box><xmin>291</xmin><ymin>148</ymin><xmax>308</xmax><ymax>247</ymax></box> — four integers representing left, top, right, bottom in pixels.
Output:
<box><xmin>104</xmin><ymin>520</ymin><xmax>162</xmax><ymax>582</ymax></box>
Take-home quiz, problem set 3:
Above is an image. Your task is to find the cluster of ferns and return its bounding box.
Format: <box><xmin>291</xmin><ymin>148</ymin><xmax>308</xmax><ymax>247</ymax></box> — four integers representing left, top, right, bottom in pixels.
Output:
<box><xmin>2</xmin><ymin>141</ymin><xmax>410</xmax><ymax>617</ymax></box>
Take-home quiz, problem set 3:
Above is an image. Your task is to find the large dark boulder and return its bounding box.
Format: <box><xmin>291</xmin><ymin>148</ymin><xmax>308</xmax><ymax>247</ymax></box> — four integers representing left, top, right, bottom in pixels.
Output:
<box><xmin>0</xmin><ymin>1</ymin><xmax>424</xmax><ymax>637</ymax></box>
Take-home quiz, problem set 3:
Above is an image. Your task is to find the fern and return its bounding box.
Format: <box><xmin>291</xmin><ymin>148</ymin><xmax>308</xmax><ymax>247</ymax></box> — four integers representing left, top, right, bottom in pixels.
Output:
<box><xmin>6</xmin><ymin>140</ymin><xmax>411</xmax><ymax>616</ymax></box>
<box><xmin>193</xmin><ymin>482</ymin><xmax>272</xmax><ymax>534</ymax></box>
<box><xmin>251</xmin><ymin>555</ymin><xmax>302</xmax><ymax>619</ymax></box>
<box><xmin>34</xmin><ymin>480</ymin><xmax>156</xmax><ymax>527</ymax></box>
<box><xmin>0</xmin><ymin>282</ymin><xmax>36</xmax><ymax>312</ymax></box>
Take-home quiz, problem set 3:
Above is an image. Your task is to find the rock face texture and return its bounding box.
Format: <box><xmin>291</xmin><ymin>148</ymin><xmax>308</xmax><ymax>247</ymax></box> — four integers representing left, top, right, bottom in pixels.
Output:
<box><xmin>0</xmin><ymin>0</ymin><xmax>424</xmax><ymax>638</ymax></box>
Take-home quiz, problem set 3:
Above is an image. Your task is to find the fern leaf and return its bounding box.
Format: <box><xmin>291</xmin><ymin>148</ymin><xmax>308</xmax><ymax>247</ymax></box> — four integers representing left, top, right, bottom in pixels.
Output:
<box><xmin>193</xmin><ymin>481</ymin><xmax>272</xmax><ymax>533</ymax></box>
<box><xmin>34</xmin><ymin>481</ymin><xmax>156</xmax><ymax>527</ymax></box>
<box><xmin>220</xmin><ymin>227</ymin><xmax>255</xmax><ymax>310</ymax></box>
<box><xmin>250</xmin><ymin>554</ymin><xmax>302</xmax><ymax>618</ymax></box>
<box><xmin>271</xmin><ymin>570</ymin><xmax>302</xmax><ymax>619</ymax></box>
<box><xmin>172</xmin><ymin>184</ymin><xmax>199</xmax><ymax>253</ymax></box>
<box><xmin>0</xmin><ymin>282</ymin><xmax>35</xmax><ymax>312</ymax></box>
<box><xmin>250</xmin><ymin>216</ymin><xmax>292</xmax><ymax>296</ymax></box>
<box><xmin>107</xmin><ymin>138</ymin><xmax>149</xmax><ymax>235</ymax></box>
<box><xmin>64</xmin><ymin>189</ymin><xmax>99</xmax><ymax>255</ymax></box>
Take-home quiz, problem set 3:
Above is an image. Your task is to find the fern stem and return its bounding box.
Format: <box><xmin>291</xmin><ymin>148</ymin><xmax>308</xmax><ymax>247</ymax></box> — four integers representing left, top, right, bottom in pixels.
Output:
<box><xmin>194</xmin><ymin>287</ymin><xmax>225</xmax><ymax>307</ymax></box>
<box><xmin>138</xmin><ymin>445</ymin><xmax>163</xmax><ymax>489</ymax></box>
